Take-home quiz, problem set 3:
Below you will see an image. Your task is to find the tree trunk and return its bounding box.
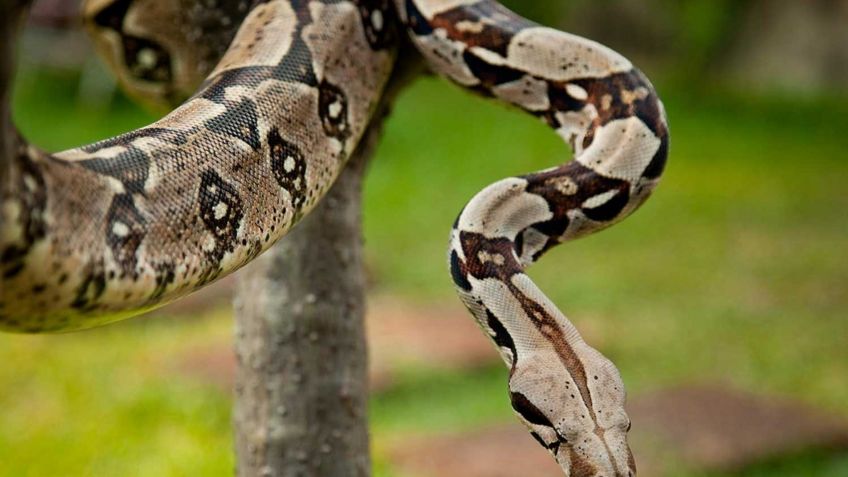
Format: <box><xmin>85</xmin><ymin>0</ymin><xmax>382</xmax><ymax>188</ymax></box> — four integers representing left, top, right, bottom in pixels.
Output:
<box><xmin>233</xmin><ymin>128</ymin><xmax>375</xmax><ymax>477</ymax></box>
<box><xmin>1</xmin><ymin>1</ymin><xmax>31</xmax><ymax>190</ymax></box>
<box><xmin>232</xmin><ymin>52</ymin><xmax>422</xmax><ymax>477</ymax></box>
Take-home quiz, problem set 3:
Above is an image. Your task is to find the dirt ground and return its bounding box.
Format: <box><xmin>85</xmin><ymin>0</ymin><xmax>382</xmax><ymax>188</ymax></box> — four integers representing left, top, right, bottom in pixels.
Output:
<box><xmin>168</xmin><ymin>280</ymin><xmax>497</xmax><ymax>391</ymax></box>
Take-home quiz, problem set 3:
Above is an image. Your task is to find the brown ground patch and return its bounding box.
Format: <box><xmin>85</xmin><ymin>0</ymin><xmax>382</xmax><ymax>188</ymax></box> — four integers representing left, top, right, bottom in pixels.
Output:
<box><xmin>388</xmin><ymin>423</ymin><xmax>563</xmax><ymax>477</ymax></box>
<box><xmin>169</xmin><ymin>281</ymin><xmax>498</xmax><ymax>391</ymax></box>
<box><xmin>628</xmin><ymin>384</ymin><xmax>848</xmax><ymax>472</ymax></box>
<box><xmin>366</xmin><ymin>295</ymin><xmax>497</xmax><ymax>388</ymax></box>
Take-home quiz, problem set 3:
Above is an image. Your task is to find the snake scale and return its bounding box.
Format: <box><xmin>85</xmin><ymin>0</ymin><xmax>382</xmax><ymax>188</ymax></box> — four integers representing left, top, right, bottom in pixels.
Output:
<box><xmin>0</xmin><ymin>1</ymin><xmax>669</xmax><ymax>475</ymax></box>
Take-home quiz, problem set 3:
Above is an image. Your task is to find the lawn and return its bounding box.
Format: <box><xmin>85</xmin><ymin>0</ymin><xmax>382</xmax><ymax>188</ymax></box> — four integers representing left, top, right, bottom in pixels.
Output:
<box><xmin>1</xmin><ymin>60</ymin><xmax>846</xmax><ymax>476</ymax></box>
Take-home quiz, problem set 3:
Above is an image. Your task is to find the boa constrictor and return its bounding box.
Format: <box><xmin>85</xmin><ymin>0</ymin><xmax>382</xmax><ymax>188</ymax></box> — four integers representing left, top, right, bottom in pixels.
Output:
<box><xmin>0</xmin><ymin>1</ymin><xmax>669</xmax><ymax>475</ymax></box>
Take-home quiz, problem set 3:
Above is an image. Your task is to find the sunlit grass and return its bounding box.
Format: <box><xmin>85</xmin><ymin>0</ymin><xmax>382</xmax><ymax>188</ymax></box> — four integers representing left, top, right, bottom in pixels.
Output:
<box><xmin>3</xmin><ymin>66</ymin><xmax>847</xmax><ymax>476</ymax></box>
<box><xmin>0</xmin><ymin>315</ymin><xmax>234</xmax><ymax>476</ymax></box>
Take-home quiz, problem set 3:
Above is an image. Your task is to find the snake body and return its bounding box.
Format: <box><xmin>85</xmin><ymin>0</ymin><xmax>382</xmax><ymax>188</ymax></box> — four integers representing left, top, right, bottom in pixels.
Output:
<box><xmin>0</xmin><ymin>1</ymin><xmax>668</xmax><ymax>475</ymax></box>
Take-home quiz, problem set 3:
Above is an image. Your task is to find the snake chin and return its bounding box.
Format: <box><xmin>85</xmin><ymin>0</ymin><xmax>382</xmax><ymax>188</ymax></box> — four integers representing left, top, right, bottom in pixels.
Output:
<box><xmin>555</xmin><ymin>444</ymin><xmax>636</xmax><ymax>477</ymax></box>
<box><xmin>560</xmin><ymin>426</ymin><xmax>635</xmax><ymax>477</ymax></box>
<box><xmin>523</xmin><ymin>412</ymin><xmax>634</xmax><ymax>477</ymax></box>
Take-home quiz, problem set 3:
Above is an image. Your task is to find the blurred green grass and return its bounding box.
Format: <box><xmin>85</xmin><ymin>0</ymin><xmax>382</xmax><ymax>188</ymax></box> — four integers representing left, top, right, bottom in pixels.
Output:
<box><xmin>2</xmin><ymin>64</ymin><xmax>847</xmax><ymax>476</ymax></box>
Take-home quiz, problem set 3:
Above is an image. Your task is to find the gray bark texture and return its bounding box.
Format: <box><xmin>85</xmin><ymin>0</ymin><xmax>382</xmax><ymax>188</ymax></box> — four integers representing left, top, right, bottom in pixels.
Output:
<box><xmin>232</xmin><ymin>54</ymin><xmax>422</xmax><ymax>477</ymax></box>
<box><xmin>1</xmin><ymin>1</ymin><xmax>31</xmax><ymax>190</ymax></box>
<box><xmin>233</xmin><ymin>130</ymin><xmax>374</xmax><ymax>477</ymax></box>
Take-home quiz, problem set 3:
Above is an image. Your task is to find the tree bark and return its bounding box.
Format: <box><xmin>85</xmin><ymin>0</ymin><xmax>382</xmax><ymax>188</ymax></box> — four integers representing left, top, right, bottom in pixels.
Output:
<box><xmin>0</xmin><ymin>1</ymin><xmax>31</xmax><ymax>190</ymax></box>
<box><xmin>233</xmin><ymin>52</ymin><xmax>422</xmax><ymax>477</ymax></box>
<box><xmin>233</xmin><ymin>127</ymin><xmax>375</xmax><ymax>477</ymax></box>
<box><xmin>235</xmin><ymin>126</ymin><xmax>379</xmax><ymax>477</ymax></box>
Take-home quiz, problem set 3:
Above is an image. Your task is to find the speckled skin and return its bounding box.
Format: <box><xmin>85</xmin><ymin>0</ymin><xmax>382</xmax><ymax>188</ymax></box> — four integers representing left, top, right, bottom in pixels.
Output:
<box><xmin>0</xmin><ymin>1</ymin><xmax>668</xmax><ymax>475</ymax></box>
<box><xmin>414</xmin><ymin>3</ymin><xmax>669</xmax><ymax>475</ymax></box>
<box><xmin>1</xmin><ymin>1</ymin><xmax>396</xmax><ymax>330</ymax></box>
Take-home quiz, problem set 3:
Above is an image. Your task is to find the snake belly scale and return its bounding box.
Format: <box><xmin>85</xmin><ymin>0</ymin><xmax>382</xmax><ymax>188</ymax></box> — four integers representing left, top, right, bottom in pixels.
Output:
<box><xmin>0</xmin><ymin>1</ymin><xmax>669</xmax><ymax>476</ymax></box>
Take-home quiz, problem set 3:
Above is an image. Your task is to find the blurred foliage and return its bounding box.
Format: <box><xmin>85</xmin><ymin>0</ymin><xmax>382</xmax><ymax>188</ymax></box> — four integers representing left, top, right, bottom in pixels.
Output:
<box><xmin>505</xmin><ymin>0</ymin><xmax>847</xmax><ymax>93</ymax></box>
<box><xmin>504</xmin><ymin>0</ymin><xmax>753</xmax><ymax>78</ymax></box>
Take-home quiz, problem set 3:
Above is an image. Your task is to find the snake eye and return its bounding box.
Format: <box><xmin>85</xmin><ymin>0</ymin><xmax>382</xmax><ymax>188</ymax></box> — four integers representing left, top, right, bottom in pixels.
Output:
<box><xmin>121</xmin><ymin>36</ymin><xmax>173</xmax><ymax>84</ymax></box>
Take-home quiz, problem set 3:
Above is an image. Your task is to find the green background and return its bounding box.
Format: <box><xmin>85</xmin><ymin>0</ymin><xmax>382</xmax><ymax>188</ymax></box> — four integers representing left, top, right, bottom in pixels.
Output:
<box><xmin>2</xmin><ymin>1</ymin><xmax>847</xmax><ymax>475</ymax></box>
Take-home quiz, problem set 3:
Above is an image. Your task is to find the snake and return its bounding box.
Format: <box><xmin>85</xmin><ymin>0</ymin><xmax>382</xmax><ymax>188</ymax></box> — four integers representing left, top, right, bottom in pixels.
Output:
<box><xmin>0</xmin><ymin>1</ymin><xmax>669</xmax><ymax>475</ymax></box>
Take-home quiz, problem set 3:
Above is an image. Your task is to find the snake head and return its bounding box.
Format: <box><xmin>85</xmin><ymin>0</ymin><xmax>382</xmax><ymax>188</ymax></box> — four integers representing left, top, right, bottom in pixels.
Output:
<box><xmin>83</xmin><ymin>0</ymin><xmax>249</xmax><ymax>109</ymax></box>
<box><xmin>508</xmin><ymin>348</ymin><xmax>636</xmax><ymax>477</ymax></box>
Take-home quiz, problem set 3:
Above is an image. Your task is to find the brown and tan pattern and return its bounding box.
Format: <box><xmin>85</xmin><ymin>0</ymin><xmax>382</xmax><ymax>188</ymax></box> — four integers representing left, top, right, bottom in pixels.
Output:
<box><xmin>411</xmin><ymin>2</ymin><xmax>668</xmax><ymax>475</ymax></box>
<box><xmin>0</xmin><ymin>1</ymin><xmax>669</xmax><ymax>475</ymax></box>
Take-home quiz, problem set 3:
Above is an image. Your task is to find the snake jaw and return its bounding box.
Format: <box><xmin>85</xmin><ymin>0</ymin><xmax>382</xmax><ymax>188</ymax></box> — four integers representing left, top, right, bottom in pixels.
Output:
<box><xmin>555</xmin><ymin>439</ymin><xmax>635</xmax><ymax>477</ymax></box>
<box><xmin>551</xmin><ymin>409</ymin><xmax>635</xmax><ymax>477</ymax></box>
